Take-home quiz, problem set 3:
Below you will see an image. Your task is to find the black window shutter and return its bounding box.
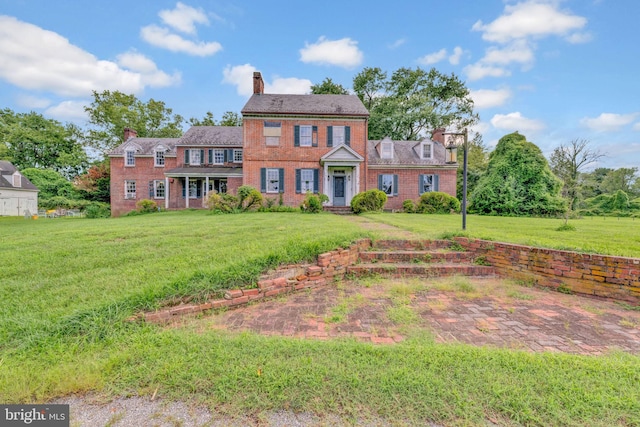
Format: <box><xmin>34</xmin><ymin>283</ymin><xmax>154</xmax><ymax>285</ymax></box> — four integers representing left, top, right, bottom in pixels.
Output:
<box><xmin>419</xmin><ymin>174</ymin><xmax>425</xmax><ymax>195</ymax></box>
<box><xmin>208</xmin><ymin>149</ymin><xmax>213</xmax><ymax>164</ymax></box>
<box><xmin>227</xmin><ymin>149</ymin><xmax>234</xmax><ymax>162</ymax></box>
<box><xmin>184</xmin><ymin>149</ymin><xmax>189</xmax><ymax>164</ymax></box>
<box><xmin>149</xmin><ymin>181</ymin><xmax>154</xmax><ymax>198</ymax></box>
<box><xmin>197</xmin><ymin>181</ymin><xmax>202</xmax><ymax>198</ymax></box>
<box><xmin>182</xmin><ymin>178</ymin><xmax>186</xmax><ymax>197</ymax></box>
<box><xmin>345</xmin><ymin>126</ymin><xmax>351</xmax><ymax>146</ymax></box>
<box><xmin>260</xmin><ymin>168</ymin><xmax>266</xmax><ymax>192</ymax></box>
<box><xmin>327</xmin><ymin>126</ymin><xmax>333</xmax><ymax>147</ymax></box>
<box><xmin>200</xmin><ymin>150</ymin><xmax>204</xmax><ymax>163</ymax></box>
<box><xmin>313</xmin><ymin>169</ymin><xmax>319</xmax><ymax>193</ymax></box>
<box><xmin>279</xmin><ymin>168</ymin><xmax>285</xmax><ymax>193</ymax></box>
<box><xmin>393</xmin><ymin>175</ymin><xmax>399</xmax><ymax>196</ymax></box>
<box><xmin>294</xmin><ymin>125</ymin><xmax>300</xmax><ymax>147</ymax></box>
<box><xmin>377</xmin><ymin>174</ymin><xmax>383</xmax><ymax>191</ymax></box>
<box><xmin>295</xmin><ymin>169</ymin><xmax>301</xmax><ymax>193</ymax></box>
<box><xmin>434</xmin><ymin>175</ymin><xmax>439</xmax><ymax>191</ymax></box>
<box><xmin>312</xmin><ymin>126</ymin><xmax>318</xmax><ymax>147</ymax></box>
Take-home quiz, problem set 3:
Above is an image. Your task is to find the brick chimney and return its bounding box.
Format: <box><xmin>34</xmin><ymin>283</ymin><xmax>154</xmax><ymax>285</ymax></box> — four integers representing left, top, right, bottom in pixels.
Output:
<box><xmin>124</xmin><ymin>128</ymin><xmax>137</xmax><ymax>141</ymax></box>
<box><xmin>253</xmin><ymin>72</ymin><xmax>264</xmax><ymax>95</ymax></box>
<box><xmin>431</xmin><ymin>128</ymin><xmax>445</xmax><ymax>144</ymax></box>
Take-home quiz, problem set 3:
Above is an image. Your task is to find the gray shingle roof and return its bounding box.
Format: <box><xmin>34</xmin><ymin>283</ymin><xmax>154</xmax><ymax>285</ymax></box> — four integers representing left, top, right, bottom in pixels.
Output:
<box><xmin>177</xmin><ymin>126</ymin><xmax>243</xmax><ymax>146</ymax></box>
<box><xmin>241</xmin><ymin>94</ymin><xmax>369</xmax><ymax>117</ymax></box>
<box><xmin>109</xmin><ymin>138</ymin><xmax>179</xmax><ymax>156</ymax></box>
<box><xmin>0</xmin><ymin>160</ymin><xmax>39</xmax><ymax>190</ymax></box>
<box><xmin>367</xmin><ymin>138</ymin><xmax>450</xmax><ymax>166</ymax></box>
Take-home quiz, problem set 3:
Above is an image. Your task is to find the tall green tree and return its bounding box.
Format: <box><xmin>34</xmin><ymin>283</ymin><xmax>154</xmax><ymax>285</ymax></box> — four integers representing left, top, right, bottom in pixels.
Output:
<box><xmin>549</xmin><ymin>139</ymin><xmax>604</xmax><ymax>211</ymax></box>
<box><xmin>353</xmin><ymin>67</ymin><xmax>478</xmax><ymax>140</ymax></box>
<box><xmin>219</xmin><ymin>111</ymin><xmax>242</xmax><ymax>127</ymax></box>
<box><xmin>188</xmin><ymin>111</ymin><xmax>217</xmax><ymax>126</ymax></box>
<box><xmin>85</xmin><ymin>90</ymin><xmax>184</xmax><ymax>153</ymax></box>
<box><xmin>600</xmin><ymin>167</ymin><xmax>638</xmax><ymax>197</ymax></box>
<box><xmin>188</xmin><ymin>111</ymin><xmax>242</xmax><ymax>127</ymax></box>
<box><xmin>0</xmin><ymin>109</ymin><xmax>88</xmax><ymax>179</ymax></box>
<box><xmin>457</xmin><ymin>132</ymin><xmax>488</xmax><ymax>200</ymax></box>
<box><xmin>74</xmin><ymin>159</ymin><xmax>110</xmax><ymax>203</ymax></box>
<box><xmin>470</xmin><ymin>132</ymin><xmax>565</xmax><ymax>217</ymax></box>
<box><xmin>311</xmin><ymin>78</ymin><xmax>349</xmax><ymax>95</ymax></box>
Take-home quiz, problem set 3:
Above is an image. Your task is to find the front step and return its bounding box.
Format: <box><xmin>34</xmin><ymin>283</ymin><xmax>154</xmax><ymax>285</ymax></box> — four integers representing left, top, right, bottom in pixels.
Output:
<box><xmin>347</xmin><ymin>263</ymin><xmax>496</xmax><ymax>278</ymax></box>
<box><xmin>323</xmin><ymin>206</ymin><xmax>352</xmax><ymax>215</ymax></box>
<box><xmin>359</xmin><ymin>250</ymin><xmax>475</xmax><ymax>264</ymax></box>
<box><xmin>373</xmin><ymin>239</ymin><xmax>454</xmax><ymax>251</ymax></box>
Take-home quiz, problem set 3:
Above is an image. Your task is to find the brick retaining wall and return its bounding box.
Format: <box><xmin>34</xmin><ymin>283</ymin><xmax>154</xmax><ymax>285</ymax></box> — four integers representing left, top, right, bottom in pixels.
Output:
<box><xmin>455</xmin><ymin>238</ymin><xmax>640</xmax><ymax>303</ymax></box>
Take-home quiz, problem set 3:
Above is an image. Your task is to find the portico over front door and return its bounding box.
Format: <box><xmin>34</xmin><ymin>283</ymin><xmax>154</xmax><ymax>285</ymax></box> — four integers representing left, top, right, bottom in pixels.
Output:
<box><xmin>333</xmin><ymin>176</ymin><xmax>345</xmax><ymax>206</ymax></box>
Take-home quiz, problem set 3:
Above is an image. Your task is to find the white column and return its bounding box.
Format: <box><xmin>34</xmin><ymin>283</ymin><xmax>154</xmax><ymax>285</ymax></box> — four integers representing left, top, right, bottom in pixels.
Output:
<box><xmin>205</xmin><ymin>176</ymin><xmax>209</xmax><ymax>197</ymax></box>
<box><xmin>165</xmin><ymin>177</ymin><xmax>169</xmax><ymax>210</ymax></box>
<box><xmin>185</xmin><ymin>177</ymin><xmax>189</xmax><ymax>208</ymax></box>
<box><xmin>355</xmin><ymin>164</ymin><xmax>360</xmax><ymax>195</ymax></box>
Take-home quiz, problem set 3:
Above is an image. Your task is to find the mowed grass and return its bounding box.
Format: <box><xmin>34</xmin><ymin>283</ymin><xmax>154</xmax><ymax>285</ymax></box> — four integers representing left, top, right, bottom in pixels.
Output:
<box><xmin>1</xmin><ymin>211</ymin><xmax>639</xmax><ymax>426</ymax></box>
<box><xmin>362</xmin><ymin>213</ymin><xmax>640</xmax><ymax>257</ymax></box>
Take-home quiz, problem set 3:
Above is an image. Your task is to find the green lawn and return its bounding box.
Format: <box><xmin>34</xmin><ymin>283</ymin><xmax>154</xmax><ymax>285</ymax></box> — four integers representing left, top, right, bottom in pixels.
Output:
<box><xmin>1</xmin><ymin>211</ymin><xmax>639</xmax><ymax>426</ymax></box>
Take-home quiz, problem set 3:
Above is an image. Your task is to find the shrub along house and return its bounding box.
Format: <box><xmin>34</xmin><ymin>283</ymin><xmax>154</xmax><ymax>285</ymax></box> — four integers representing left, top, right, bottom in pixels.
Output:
<box><xmin>109</xmin><ymin>72</ymin><xmax>457</xmax><ymax>216</ymax></box>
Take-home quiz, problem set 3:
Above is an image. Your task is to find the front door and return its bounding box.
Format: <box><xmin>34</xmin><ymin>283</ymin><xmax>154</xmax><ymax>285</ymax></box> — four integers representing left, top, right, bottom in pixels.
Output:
<box><xmin>333</xmin><ymin>176</ymin><xmax>345</xmax><ymax>206</ymax></box>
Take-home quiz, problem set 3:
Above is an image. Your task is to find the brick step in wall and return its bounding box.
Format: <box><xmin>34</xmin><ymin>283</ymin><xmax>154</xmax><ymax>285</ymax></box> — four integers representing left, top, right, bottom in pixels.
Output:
<box><xmin>347</xmin><ymin>263</ymin><xmax>496</xmax><ymax>278</ymax></box>
<box><xmin>323</xmin><ymin>206</ymin><xmax>353</xmax><ymax>215</ymax></box>
<box><xmin>359</xmin><ymin>250</ymin><xmax>476</xmax><ymax>264</ymax></box>
<box><xmin>372</xmin><ymin>239</ymin><xmax>454</xmax><ymax>251</ymax></box>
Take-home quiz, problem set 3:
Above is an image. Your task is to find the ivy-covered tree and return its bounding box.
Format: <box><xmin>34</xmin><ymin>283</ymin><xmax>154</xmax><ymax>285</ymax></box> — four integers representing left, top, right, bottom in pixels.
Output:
<box><xmin>600</xmin><ymin>167</ymin><xmax>638</xmax><ymax>197</ymax></box>
<box><xmin>457</xmin><ymin>131</ymin><xmax>488</xmax><ymax>201</ymax></box>
<box><xmin>84</xmin><ymin>90</ymin><xmax>184</xmax><ymax>153</ymax></box>
<box><xmin>0</xmin><ymin>109</ymin><xmax>88</xmax><ymax>179</ymax></box>
<box><xmin>470</xmin><ymin>132</ymin><xmax>565</xmax><ymax>216</ymax></box>
<box><xmin>311</xmin><ymin>78</ymin><xmax>349</xmax><ymax>95</ymax></box>
<box><xmin>353</xmin><ymin>67</ymin><xmax>477</xmax><ymax>140</ymax></box>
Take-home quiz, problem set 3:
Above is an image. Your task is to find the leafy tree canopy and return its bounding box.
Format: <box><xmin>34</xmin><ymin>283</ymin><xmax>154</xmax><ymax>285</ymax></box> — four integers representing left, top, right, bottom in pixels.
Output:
<box><xmin>74</xmin><ymin>159</ymin><xmax>110</xmax><ymax>203</ymax></box>
<box><xmin>85</xmin><ymin>90</ymin><xmax>184</xmax><ymax>153</ymax></box>
<box><xmin>470</xmin><ymin>132</ymin><xmax>565</xmax><ymax>217</ymax></box>
<box><xmin>457</xmin><ymin>131</ymin><xmax>488</xmax><ymax>200</ymax></box>
<box><xmin>311</xmin><ymin>78</ymin><xmax>349</xmax><ymax>95</ymax></box>
<box><xmin>188</xmin><ymin>111</ymin><xmax>242</xmax><ymax>127</ymax></box>
<box><xmin>353</xmin><ymin>67</ymin><xmax>478</xmax><ymax>140</ymax></box>
<box><xmin>0</xmin><ymin>109</ymin><xmax>88</xmax><ymax>179</ymax></box>
<box><xmin>21</xmin><ymin>168</ymin><xmax>79</xmax><ymax>201</ymax></box>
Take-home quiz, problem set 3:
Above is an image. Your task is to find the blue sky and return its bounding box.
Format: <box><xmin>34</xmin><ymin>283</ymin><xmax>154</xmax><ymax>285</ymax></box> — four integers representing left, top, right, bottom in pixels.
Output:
<box><xmin>1</xmin><ymin>0</ymin><xmax>638</xmax><ymax>169</ymax></box>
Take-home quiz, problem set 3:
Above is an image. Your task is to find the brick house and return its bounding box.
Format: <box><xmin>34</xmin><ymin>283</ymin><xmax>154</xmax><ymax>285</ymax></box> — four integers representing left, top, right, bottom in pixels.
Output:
<box><xmin>109</xmin><ymin>72</ymin><xmax>457</xmax><ymax>216</ymax></box>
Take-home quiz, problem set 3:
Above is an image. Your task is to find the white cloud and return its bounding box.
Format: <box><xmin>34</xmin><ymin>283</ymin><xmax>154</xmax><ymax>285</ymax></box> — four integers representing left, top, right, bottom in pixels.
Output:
<box><xmin>472</xmin><ymin>1</ymin><xmax>587</xmax><ymax>44</ymax></box>
<box><xmin>418</xmin><ymin>48</ymin><xmax>447</xmax><ymax>65</ymax></box>
<box><xmin>140</xmin><ymin>25</ymin><xmax>222</xmax><ymax>56</ymax></box>
<box><xmin>634</xmin><ymin>122</ymin><xmax>640</xmax><ymax>132</ymax></box>
<box><xmin>0</xmin><ymin>16</ymin><xmax>180</xmax><ymax>98</ymax></box>
<box><xmin>44</xmin><ymin>100</ymin><xmax>89</xmax><ymax>122</ymax></box>
<box><xmin>388</xmin><ymin>38</ymin><xmax>406</xmax><ymax>49</ymax></box>
<box><xmin>581</xmin><ymin>113</ymin><xmax>639</xmax><ymax>132</ymax></box>
<box><xmin>299</xmin><ymin>37</ymin><xmax>363</xmax><ymax>68</ymax></box>
<box><xmin>470</xmin><ymin>88</ymin><xmax>512</xmax><ymax>109</ymax></box>
<box><xmin>490</xmin><ymin>112</ymin><xmax>545</xmax><ymax>132</ymax></box>
<box><xmin>158</xmin><ymin>2</ymin><xmax>209</xmax><ymax>35</ymax></box>
<box><xmin>464</xmin><ymin>63</ymin><xmax>510</xmax><ymax>81</ymax></box>
<box><xmin>449</xmin><ymin>46</ymin><xmax>463</xmax><ymax>65</ymax></box>
<box><xmin>482</xmin><ymin>40</ymin><xmax>534</xmax><ymax>66</ymax></box>
<box><xmin>16</xmin><ymin>94</ymin><xmax>51</xmax><ymax>109</ymax></box>
<box><xmin>222</xmin><ymin>64</ymin><xmax>311</xmax><ymax>96</ymax></box>
<box><xmin>566</xmin><ymin>32</ymin><xmax>593</xmax><ymax>44</ymax></box>
<box><xmin>116</xmin><ymin>51</ymin><xmax>181</xmax><ymax>87</ymax></box>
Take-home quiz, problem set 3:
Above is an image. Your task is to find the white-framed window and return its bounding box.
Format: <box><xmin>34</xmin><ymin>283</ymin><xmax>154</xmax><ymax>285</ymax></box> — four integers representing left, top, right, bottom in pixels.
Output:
<box><xmin>233</xmin><ymin>149</ymin><xmax>243</xmax><ymax>163</ymax></box>
<box><xmin>301</xmin><ymin>169</ymin><xmax>314</xmax><ymax>193</ymax></box>
<box><xmin>155</xmin><ymin>150</ymin><xmax>165</xmax><ymax>167</ymax></box>
<box><xmin>264</xmin><ymin>121</ymin><xmax>281</xmax><ymax>146</ymax></box>
<box><xmin>421</xmin><ymin>142</ymin><xmax>433</xmax><ymax>159</ymax></box>
<box><xmin>300</xmin><ymin>125</ymin><xmax>312</xmax><ymax>147</ymax></box>
<box><xmin>421</xmin><ymin>175</ymin><xmax>434</xmax><ymax>194</ymax></box>
<box><xmin>190</xmin><ymin>149</ymin><xmax>201</xmax><ymax>165</ymax></box>
<box><xmin>125</xmin><ymin>150</ymin><xmax>135</xmax><ymax>166</ymax></box>
<box><xmin>154</xmin><ymin>180</ymin><xmax>165</xmax><ymax>199</ymax></box>
<box><xmin>189</xmin><ymin>180</ymin><xmax>198</xmax><ymax>198</ymax></box>
<box><xmin>266</xmin><ymin>168</ymin><xmax>280</xmax><ymax>193</ymax></box>
<box><xmin>213</xmin><ymin>149</ymin><xmax>225</xmax><ymax>164</ymax></box>
<box><xmin>378</xmin><ymin>174</ymin><xmax>397</xmax><ymax>196</ymax></box>
<box><xmin>381</xmin><ymin>141</ymin><xmax>393</xmax><ymax>159</ymax></box>
<box><xmin>333</xmin><ymin>126</ymin><xmax>345</xmax><ymax>146</ymax></box>
<box><xmin>12</xmin><ymin>173</ymin><xmax>21</xmax><ymax>187</ymax></box>
<box><xmin>125</xmin><ymin>180</ymin><xmax>136</xmax><ymax>199</ymax></box>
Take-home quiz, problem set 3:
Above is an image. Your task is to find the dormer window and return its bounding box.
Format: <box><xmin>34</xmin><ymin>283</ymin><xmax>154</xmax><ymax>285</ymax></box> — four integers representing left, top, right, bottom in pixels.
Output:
<box><xmin>381</xmin><ymin>141</ymin><xmax>393</xmax><ymax>159</ymax></box>
<box><xmin>421</xmin><ymin>142</ymin><xmax>433</xmax><ymax>159</ymax></box>
<box><xmin>155</xmin><ymin>149</ymin><xmax>165</xmax><ymax>167</ymax></box>
<box><xmin>125</xmin><ymin>150</ymin><xmax>135</xmax><ymax>166</ymax></box>
<box><xmin>13</xmin><ymin>173</ymin><xmax>21</xmax><ymax>187</ymax></box>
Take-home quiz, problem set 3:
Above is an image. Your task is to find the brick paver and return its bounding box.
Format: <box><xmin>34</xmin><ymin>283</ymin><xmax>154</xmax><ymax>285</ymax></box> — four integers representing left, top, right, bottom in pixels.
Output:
<box><xmin>201</xmin><ymin>279</ymin><xmax>640</xmax><ymax>355</ymax></box>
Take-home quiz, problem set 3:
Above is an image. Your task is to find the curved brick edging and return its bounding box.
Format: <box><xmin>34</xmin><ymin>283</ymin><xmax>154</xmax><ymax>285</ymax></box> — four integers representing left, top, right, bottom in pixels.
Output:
<box><xmin>143</xmin><ymin>239</ymin><xmax>371</xmax><ymax>323</ymax></box>
<box><xmin>454</xmin><ymin>238</ymin><xmax>640</xmax><ymax>304</ymax></box>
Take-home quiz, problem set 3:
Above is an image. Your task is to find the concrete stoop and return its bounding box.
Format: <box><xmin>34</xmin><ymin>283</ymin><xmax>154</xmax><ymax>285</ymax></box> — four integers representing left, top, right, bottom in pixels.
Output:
<box><xmin>347</xmin><ymin>239</ymin><xmax>497</xmax><ymax>279</ymax></box>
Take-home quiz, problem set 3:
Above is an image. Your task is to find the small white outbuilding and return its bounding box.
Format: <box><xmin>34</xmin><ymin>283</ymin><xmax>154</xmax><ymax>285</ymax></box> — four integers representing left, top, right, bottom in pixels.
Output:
<box><xmin>0</xmin><ymin>160</ymin><xmax>39</xmax><ymax>216</ymax></box>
